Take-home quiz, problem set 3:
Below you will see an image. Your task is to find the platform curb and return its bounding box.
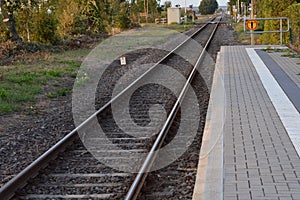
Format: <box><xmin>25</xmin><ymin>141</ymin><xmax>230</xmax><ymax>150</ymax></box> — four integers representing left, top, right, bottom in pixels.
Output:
<box><xmin>192</xmin><ymin>47</ymin><xmax>226</xmax><ymax>200</ymax></box>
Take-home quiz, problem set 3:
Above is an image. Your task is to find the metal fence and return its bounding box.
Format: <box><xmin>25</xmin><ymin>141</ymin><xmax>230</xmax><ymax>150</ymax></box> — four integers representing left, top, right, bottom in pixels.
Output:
<box><xmin>244</xmin><ymin>17</ymin><xmax>290</xmax><ymax>45</ymax></box>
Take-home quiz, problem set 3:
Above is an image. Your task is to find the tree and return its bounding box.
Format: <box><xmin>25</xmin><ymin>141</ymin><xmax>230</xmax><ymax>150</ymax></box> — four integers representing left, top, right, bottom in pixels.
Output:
<box><xmin>82</xmin><ymin>0</ymin><xmax>109</xmax><ymax>33</ymax></box>
<box><xmin>147</xmin><ymin>0</ymin><xmax>159</xmax><ymax>22</ymax></box>
<box><xmin>128</xmin><ymin>0</ymin><xmax>140</xmax><ymax>24</ymax></box>
<box><xmin>199</xmin><ymin>0</ymin><xmax>218</xmax><ymax>15</ymax></box>
<box><xmin>257</xmin><ymin>0</ymin><xmax>296</xmax><ymax>44</ymax></box>
<box><xmin>158</xmin><ymin>0</ymin><xmax>171</xmax><ymax>17</ymax></box>
<box><xmin>284</xmin><ymin>3</ymin><xmax>300</xmax><ymax>50</ymax></box>
<box><xmin>164</xmin><ymin>1</ymin><xmax>171</xmax><ymax>10</ymax></box>
<box><xmin>114</xmin><ymin>2</ymin><xmax>130</xmax><ymax>29</ymax></box>
<box><xmin>34</xmin><ymin>3</ymin><xmax>60</xmax><ymax>45</ymax></box>
<box><xmin>0</xmin><ymin>0</ymin><xmax>28</xmax><ymax>42</ymax></box>
<box><xmin>55</xmin><ymin>0</ymin><xmax>82</xmax><ymax>36</ymax></box>
<box><xmin>16</xmin><ymin>0</ymin><xmax>37</xmax><ymax>42</ymax></box>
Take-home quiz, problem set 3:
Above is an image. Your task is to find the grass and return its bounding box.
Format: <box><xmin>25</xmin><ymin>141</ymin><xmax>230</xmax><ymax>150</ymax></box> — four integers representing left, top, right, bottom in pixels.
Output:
<box><xmin>0</xmin><ymin>83</ymin><xmax>41</xmax><ymax>113</ymax></box>
<box><xmin>140</xmin><ymin>23</ymin><xmax>195</xmax><ymax>33</ymax></box>
<box><xmin>262</xmin><ymin>47</ymin><xmax>300</xmax><ymax>58</ymax></box>
<box><xmin>45</xmin><ymin>88</ymin><xmax>72</xmax><ymax>98</ymax></box>
<box><xmin>0</xmin><ymin>48</ymin><xmax>91</xmax><ymax>114</ymax></box>
<box><xmin>45</xmin><ymin>70</ymin><xmax>62</xmax><ymax>77</ymax></box>
<box><xmin>233</xmin><ymin>22</ymin><xmax>248</xmax><ymax>43</ymax></box>
<box><xmin>234</xmin><ymin>21</ymin><xmax>260</xmax><ymax>44</ymax></box>
<box><xmin>281</xmin><ymin>52</ymin><xmax>300</xmax><ymax>58</ymax></box>
<box><xmin>262</xmin><ymin>47</ymin><xmax>292</xmax><ymax>53</ymax></box>
<box><xmin>263</xmin><ymin>46</ymin><xmax>276</xmax><ymax>52</ymax></box>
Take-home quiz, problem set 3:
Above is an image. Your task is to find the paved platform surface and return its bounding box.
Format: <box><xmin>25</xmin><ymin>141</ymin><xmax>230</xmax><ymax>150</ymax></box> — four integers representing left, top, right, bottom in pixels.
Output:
<box><xmin>193</xmin><ymin>46</ymin><xmax>300</xmax><ymax>200</ymax></box>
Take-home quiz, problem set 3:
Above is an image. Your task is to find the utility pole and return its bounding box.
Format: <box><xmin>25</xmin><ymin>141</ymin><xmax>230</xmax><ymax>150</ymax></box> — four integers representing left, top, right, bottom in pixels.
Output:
<box><xmin>237</xmin><ymin>0</ymin><xmax>239</xmax><ymax>15</ymax></box>
<box><xmin>144</xmin><ymin>0</ymin><xmax>148</xmax><ymax>23</ymax></box>
<box><xmin>184</xmin><ymin>0</ymin><xmax>187</xmax><ymax>23</ymax></box>
<box><xmin>250</xmin><ymin>0</ymin><xmax>254</xmax><ymax>45</ymax></box>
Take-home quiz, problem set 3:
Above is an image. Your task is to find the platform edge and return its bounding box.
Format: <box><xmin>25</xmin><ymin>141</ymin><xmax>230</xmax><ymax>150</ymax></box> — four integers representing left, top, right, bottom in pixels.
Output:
<box><xmin>192</xmin><ymin>47</ymin><xmax>226</xmax><ymax>200</ymax></box>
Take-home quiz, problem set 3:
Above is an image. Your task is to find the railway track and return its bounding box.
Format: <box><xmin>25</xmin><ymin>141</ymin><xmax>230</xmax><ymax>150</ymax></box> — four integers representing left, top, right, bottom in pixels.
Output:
<box><xmin>0</xmin><ymin>15</ymin><xmax>223</xmax><ymax>200</ymax></box>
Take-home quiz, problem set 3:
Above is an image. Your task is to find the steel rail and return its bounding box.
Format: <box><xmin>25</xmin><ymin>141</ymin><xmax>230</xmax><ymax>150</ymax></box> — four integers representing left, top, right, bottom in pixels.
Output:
<box><xmin>125</xmin><ymin>15</ymin><xmax>223</xmax><ymax>200</ymax></box>
<box><xmin>0</xmin><ymin>19</ymin><xmax>215</xmax><ymax>200</ymax></box>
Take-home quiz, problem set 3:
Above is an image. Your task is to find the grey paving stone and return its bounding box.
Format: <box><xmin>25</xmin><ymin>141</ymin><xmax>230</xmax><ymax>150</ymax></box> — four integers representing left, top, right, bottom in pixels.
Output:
<box><xmin>292</xmin><ymin>194</ymin><xmax>300</xmax><ymax>200</ymax></box>
<box><xmin>237</xmin><ymin>192</ymin><xmax>252</xmax><ymax>200</ymax></box>
<box><xmin>222</xmin><ymin>46</ymin><xmax>300</xmax><ymax>199</ymax></box>
<box><xmin>223</xmin><ymin>196</ymin><xmax>238</xmax><ymax>200</ymax></box>
<box><xmin>276</xmin><ymin>185</ymin><xmax>289</xmax><ymax>191</ymax></box>
<box><xmin>279</xmin><ymin>197</ymin><xmax>293</xmax><ymax>200</ymax></box>
<box><xmin>269</xmin><ymin>52</ymin><xmax>300</xmax><ymax>89</ymax></box>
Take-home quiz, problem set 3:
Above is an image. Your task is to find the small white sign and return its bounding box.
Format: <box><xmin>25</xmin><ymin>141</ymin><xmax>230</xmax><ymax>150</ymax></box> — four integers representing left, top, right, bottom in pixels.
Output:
<box><xmin>120</xmin><ymin>56</ymin><xmax>126</xmax><ymax>65</ymax></box>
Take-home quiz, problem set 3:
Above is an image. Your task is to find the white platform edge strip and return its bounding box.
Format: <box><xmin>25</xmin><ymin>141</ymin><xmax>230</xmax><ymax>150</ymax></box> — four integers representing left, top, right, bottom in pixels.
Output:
<box><xmin>246</xmin><ymin>48</ymin><xmax>300</xmax><ymax>156</ymax></box>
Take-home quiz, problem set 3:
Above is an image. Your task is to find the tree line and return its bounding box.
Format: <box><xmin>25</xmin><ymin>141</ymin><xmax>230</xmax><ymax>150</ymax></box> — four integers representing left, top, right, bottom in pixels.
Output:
<box><xmin>0</xmin><ymin>0</ymin><xmax>221</xmax><ymax>45</ymax></box>
<box><xmin>1</xmin><ymin>0</ymin><xmax>299</xmax><ymax>49</ymax></box>
<box><xmin>0</xmin><ymin>0</ymin><xmax>161</xmax><ymax>44</ymax></box>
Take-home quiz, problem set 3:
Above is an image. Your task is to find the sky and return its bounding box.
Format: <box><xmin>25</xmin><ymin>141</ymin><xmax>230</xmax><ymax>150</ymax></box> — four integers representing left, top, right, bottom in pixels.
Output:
<box><xmin>160</xmin><ymin>0</ymin><xmax>229</xmax><ymax>7</ymax></box>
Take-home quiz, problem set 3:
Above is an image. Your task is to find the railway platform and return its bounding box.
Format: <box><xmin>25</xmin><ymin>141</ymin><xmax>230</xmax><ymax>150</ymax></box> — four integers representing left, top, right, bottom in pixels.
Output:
<box><xmin>193</xmin><ymin>46</ymin><xmax>300</xmax><ymax>200</ymax></box>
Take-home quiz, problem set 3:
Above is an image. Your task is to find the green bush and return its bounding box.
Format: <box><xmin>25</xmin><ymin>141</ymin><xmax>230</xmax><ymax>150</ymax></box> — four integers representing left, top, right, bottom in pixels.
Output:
<box><xmin>284</xmin><ymin>3</ymin><xmax>300</xmax><ymax>50</ymax></box>
<box><xmin>115</xmin><ymin>3</ymin><xmax>131</xmax><ymax>30</ymax></box>
<box><xmin>257</xmin><ymin>0</ymin><xmax>297</xmax><ymax>45</ymax></box>
<box><xmin>35</xmin><ymin>10</ymin><xmax>60</xmax><ymax>45</ymax></box>
<box><xmin>71</xmin><ymin>16</ymin><xmax>90</xmax><ymax>35</ymax></box>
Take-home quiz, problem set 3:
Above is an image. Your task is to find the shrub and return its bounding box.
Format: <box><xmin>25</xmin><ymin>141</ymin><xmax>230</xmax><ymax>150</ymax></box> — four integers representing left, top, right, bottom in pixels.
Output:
<box><xmin>284</xmin><ymin>3</ymin><xmax>300</xmax><ymax>51</ymax></box>
<box><xmin>34</xmin><ymin>10</ymin><xmax>61</xmax><ymax>45</ymax></box>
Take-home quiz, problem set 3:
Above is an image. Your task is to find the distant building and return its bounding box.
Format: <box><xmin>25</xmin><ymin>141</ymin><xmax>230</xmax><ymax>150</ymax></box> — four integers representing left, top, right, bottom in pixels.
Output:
<box><xmin>167</xmin><ymin>8</ymin><xmax>181</xmax><ymax>24</ymax></box>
